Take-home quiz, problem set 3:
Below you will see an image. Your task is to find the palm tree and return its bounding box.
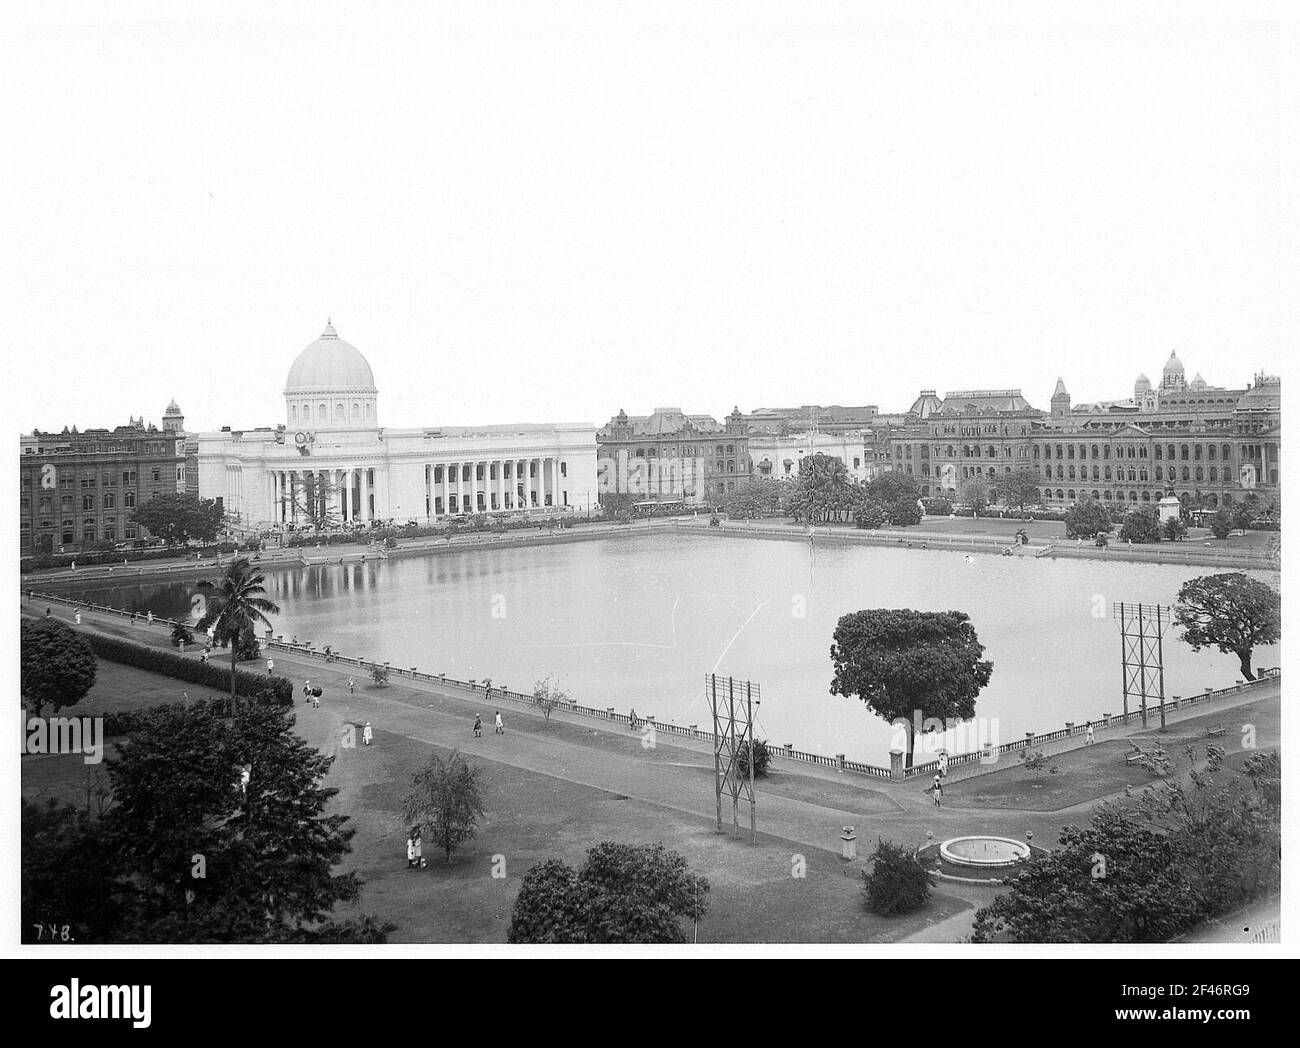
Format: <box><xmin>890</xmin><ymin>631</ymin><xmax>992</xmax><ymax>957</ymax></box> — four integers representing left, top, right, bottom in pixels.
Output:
<box><xmin>196</xmin><ymin>557</ymin><xmax>281</xmax><ymax>715</ymax></box>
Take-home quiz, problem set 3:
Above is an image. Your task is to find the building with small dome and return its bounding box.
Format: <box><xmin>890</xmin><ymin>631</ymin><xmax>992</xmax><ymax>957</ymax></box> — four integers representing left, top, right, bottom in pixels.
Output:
<box><xmin>197</xmin><ymin>322</ymin><xmax>598</xmax><ymax>527</ymax></box>
<box><xmin>19</xmin><ymin>407</ymin><xmax>189</xmax><ymax>555</ymax></box>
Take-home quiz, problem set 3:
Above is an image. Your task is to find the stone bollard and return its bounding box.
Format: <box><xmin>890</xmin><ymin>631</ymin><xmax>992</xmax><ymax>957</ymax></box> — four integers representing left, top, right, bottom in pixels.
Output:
<box><xmin>890</xmin><ymin>747</ymin><xmax>905</xmax><ymax>781</ymax></box>
<box><xmin>840</xmin><ymin>826</ymin><xmax>857</xmax><ymax>861</ymax></box>
<box><xmin>606</xmin><ymin>707</ymin><xmax>615</xmax><ymax>719</ymax></box>
<box><xmin>981</xmin><ymin>741</ymin><xmax>995</xmax><ymax>764</ymax></box>
<box><xmin>689</xmin><ymin>724</ymin><xmax>698</xmax><ymax>738</ymax></box>
<box><xmin>836</xmin><ymin>753</ymin><xmax>846</xmax><ymax>773</ymax></box>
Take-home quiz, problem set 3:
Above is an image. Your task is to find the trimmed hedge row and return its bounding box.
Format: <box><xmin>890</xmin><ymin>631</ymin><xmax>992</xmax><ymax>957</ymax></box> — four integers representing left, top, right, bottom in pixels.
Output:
<box><xmin>85</xmin><ymin>632</ymin><xmax>294</xmax><ymax>707</ymax></box>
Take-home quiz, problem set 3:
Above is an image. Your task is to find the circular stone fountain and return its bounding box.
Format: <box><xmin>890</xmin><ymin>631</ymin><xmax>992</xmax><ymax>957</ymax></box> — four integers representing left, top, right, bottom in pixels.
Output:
<box><xmin>939</xmin><ymin>836</ymin><xmax>1031</xmax><ymax>869</ymax></box>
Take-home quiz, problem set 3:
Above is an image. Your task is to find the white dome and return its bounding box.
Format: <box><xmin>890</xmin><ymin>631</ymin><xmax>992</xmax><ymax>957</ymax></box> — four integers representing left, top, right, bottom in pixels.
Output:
<box><xmin>1134</xmin><ymin>373</ymin><xmax>1151</xmax><ymax>392</ymax></box>
<box><xmin>285</xmin><ymin>321</ymin><xmax>377</xmax><ymax>393</ymax></box>
<box><xmin>1162</xmin><ymin>351</ymin><xmax>1184</xmax><ymax>378</ymax></box>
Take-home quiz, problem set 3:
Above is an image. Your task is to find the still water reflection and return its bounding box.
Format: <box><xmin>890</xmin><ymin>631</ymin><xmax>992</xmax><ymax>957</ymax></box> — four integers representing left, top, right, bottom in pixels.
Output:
<box><xmin>68</xmin><ymin>535</ymin><xmax>1277</xmax><ymax>763</ymax></box>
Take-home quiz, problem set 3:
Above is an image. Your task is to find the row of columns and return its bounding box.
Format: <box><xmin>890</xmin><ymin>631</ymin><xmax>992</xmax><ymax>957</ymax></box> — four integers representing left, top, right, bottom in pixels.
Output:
<box><xmin>270</xmin><ymin>468</ymin><xmax>374</xmax><ymax>525</ymax></box>
<box><xmin>428</xmin><ymin>457</ymin><xmax>561</xmax><ymax>516</ymax></box>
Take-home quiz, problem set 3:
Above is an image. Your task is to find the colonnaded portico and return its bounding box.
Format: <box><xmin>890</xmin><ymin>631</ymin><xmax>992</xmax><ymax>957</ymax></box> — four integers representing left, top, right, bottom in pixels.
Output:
<box><xmin>198</xmin><ymin>323</ymin><xmax>598</xmax><ymax>528</ymax></box>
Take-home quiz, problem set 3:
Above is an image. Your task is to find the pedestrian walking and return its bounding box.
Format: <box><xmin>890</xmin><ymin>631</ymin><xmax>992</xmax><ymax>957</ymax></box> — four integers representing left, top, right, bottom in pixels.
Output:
<box><xmin>938</xmin><ymin>750</ymin><xmax>949</xmax><ymax>778</ymax></box>
<box><xmin>200</xmin><ymin>647</ymin><xmax>210</xmax><ymax>663</ymax></box>
<box><xmin>629</xmin><ymin>708</ymin><xmax>640</xmax><ymax>731</ymax></box>
<box><xmin>267</xmin><ymin>657</ymin><xmax>275</xmax><ymax>675</ymax></box>
<box><xmin>473</xmin><ymin>714</ymin><xmax>483</xmax><ymax>738</ymax></box>
<box><xmin>494</xmin><ymin>711</ymin><xmax>504</xmax><ymax>735</ymax></box>
<box><xmin>348</xmin><ymin>677</ymin><xmax>355</xmax><ymax>695</ymax></box>
<box><xmin>363</xmin><ymin>722</ymin><xmax>374</xmax><ymax>746</ymax></box>
<box><xmin>74</xmin><ymin>610</ymin><xmax>81</xmax><ymax>625</ymax></box>
<box><xmin>147</xmin><ymin>611</ymin><xmax>154</xmax><ymax>625</ymax></box>
<box><xmin>45</xmin><ymin>607</ymin><xmax>51</xmax><ymax>617</ymax></box>
<box><xmin>413</xmin><ymin>832</ymin><xmax>424</xmax><ymax>868</ymax></box>
<box><xmin>932</xmin><ymin>774</ymin><xmax>943</xmax><ymax>807</ymax></box>
<box><xmin>1086</xmin><ymin>722</ymin><xmax>1095</xmax><ymax>746</ymax></box>
<box><xmin>239</xmin><ymin>765</ymin><xmax>250</xmax><ymax>796</ymax></box>
<box><xmin>311</xmin><ymin>689</ymin><xmax>320</xmax><ymax>709</ymax></box>
<box><xmin>406</xmin><ymin>834</ymin><xmax>417</xmax><ymax>869</ymax></box>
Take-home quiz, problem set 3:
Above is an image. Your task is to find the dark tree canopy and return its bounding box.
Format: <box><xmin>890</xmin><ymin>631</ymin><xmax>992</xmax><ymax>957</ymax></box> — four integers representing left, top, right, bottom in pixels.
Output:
<box><xmin>22</xmin><ymin>699</ymin><xmax>374</xmax><ymax>943</ymax></box>
<box><xmin>862</xmin><ymin>838</ymin><xmax>932</xmax><ymax>916</ymax></box>
<box><xmin>130</xmin><ymin>492</ymin><xmax>224</xmax><ymax>545</ymax></box>
<box><xmin>1174</xmin><ymin>573</ymin><xmax>1280</xmax><ymax>681</ymax></box>
<box><xmin>508</xmin><ymin>841</ymin><xmax>710</xmax><ymax>944</ymax></box>
<box><xmin>995</xmin><ymin>468</ymin><xmax>1042</xmax><ymax>514</ymax></box>
<box><xmin>829</xmin><ymin>609</ymin><xmax>992</xmax><ymax>766</ymax></box>
<box><xmin>1064</xmin><ymin>500</ymin><xmax>1111</xmax><ymax>539</ymax></box>
<box><xmin>1118</xmin><ymin>508</ymin><xmax>1162</xmax><ymax>544</ymax></box>
<box><xmin>21</xmin><ymin>618</ymin><xmax>97</xmax><ymax>716</ymax></box>
<box><xmin>972</xmin><ymin>748</ymin><xmax>1280</xmax><ymax>943</ymax></box>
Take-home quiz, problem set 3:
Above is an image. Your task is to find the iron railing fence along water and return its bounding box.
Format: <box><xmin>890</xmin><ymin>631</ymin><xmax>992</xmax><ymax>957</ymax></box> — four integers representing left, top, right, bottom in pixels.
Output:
<box><xmin>26</xmin><ymin>590</ymin><xmax>1279</xmax><ymax>783</ymax></box>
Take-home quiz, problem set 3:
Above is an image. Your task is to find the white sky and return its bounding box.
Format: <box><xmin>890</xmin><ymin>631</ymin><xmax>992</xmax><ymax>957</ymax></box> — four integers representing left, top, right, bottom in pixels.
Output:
<box><xmin>2</xmin><ymin>1</ymin><xmax>1291</xmax><ymax>433</ymax></box>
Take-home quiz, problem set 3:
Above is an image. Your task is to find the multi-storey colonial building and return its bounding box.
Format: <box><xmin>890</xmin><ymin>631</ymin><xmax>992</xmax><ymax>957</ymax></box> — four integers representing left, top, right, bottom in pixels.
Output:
<box><xmin>883</xmin><ymin>353</ymin><xmax>1280</xmax><ymax>512</ymax></box>
<box><xmin>19</xmin><ymin>404</ymin><xmax>188</xmax><ymax>555</ymax></box>
<box><xmin>596</xmin><ymin>406</ymin><xmax>751</xmax><ymax>504</ymax></box>
<box><xmin>197</xmin><ymin>322</ymin><xmax>599</xmax><ymax>526</ymax></box>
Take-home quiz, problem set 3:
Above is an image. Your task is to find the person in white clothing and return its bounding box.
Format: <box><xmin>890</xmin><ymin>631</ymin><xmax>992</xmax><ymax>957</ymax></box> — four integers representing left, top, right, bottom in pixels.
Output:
<box><xmin>1086</xmin><ymin>722</ymin><xmax>1095</xmax><ymax>745</ymax></box>
<box><xmin>74</xmin><ymin>611</ymin><xmax>82</xmax><ymax>625</ymax></box>
<box><xmin>266</xmin><ymin>658</ymin><xmax>275</xmax><ymax>675</ymax></box>
<box><xmin>363</xmin><ymin>722</ymin><xmax>374</xmax><ymax>746</ymax></box>
<box><xmin>494</xmin><ymin>711</ymin><xmax>504</xmax><ymax>735</ymax></box>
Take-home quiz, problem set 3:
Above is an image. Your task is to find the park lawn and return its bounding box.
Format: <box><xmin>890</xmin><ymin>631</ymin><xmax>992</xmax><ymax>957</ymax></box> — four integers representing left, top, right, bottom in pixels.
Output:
<box><xmin>22</xmin><ymin>658</ymin><xmax>971</xmax><ymax>944</ymax></box>
<box><xmin>950</xmin><ymin>693</ymin><xmax>1280</xmax><ymax>813</ymax></box>
<box><xmin>327</xmin><ymin>728</ymin><xmax>971</xmax><ymax>944</ymax></box>
<box><xmin>948</xmin><ymin>741</ymin><xmax>1171</xmax><ymax>812</ymax></box>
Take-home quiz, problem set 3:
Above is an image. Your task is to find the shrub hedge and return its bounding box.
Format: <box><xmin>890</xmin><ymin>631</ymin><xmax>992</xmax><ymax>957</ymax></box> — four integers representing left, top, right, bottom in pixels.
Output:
<box><xmin>85</xmin><ymin>632</ymin><xmax>293</xmax><ymax>707</ymax></box>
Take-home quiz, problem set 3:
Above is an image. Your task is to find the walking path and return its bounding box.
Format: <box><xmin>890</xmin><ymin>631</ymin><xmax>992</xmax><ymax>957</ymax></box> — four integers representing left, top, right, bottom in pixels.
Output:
<box><xmin>27</xmin><ymin>597</ymin><xmax>1281</xmax><ymax>943</ymax></box>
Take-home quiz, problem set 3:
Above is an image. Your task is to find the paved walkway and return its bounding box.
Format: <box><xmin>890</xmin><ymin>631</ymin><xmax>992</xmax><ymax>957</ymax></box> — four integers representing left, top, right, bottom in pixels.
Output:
<box><xmin>28</xmin><ymin>597</ymin><xmax>1282</xmax><ymax>942</ymax></box>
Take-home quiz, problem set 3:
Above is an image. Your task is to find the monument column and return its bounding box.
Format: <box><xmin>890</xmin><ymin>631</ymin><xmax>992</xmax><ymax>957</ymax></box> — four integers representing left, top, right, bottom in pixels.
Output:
<box><xmin>360</xmin><ymin>468</ymin><xmax>370</xmax><ymax>522</ymax></box>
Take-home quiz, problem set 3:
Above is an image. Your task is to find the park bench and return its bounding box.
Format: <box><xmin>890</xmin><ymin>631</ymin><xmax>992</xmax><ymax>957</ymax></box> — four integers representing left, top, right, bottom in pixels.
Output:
<box><xmin>1207</xmin><ymin>724</ymin><xmax>1226</xmax><ymax>738</ymax></box>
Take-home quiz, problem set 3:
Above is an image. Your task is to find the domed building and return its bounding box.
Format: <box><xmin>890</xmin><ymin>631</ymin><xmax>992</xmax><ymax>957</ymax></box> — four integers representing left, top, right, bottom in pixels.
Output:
<box><xmin>1160</xmin><ymin>350</ymin><xmax>1186</xmax><ymax>391</ymax></box>
<box><xmin>198</xmin><ymin>322</ymin><xmax>598</xmax><ymax>528</ymax></box>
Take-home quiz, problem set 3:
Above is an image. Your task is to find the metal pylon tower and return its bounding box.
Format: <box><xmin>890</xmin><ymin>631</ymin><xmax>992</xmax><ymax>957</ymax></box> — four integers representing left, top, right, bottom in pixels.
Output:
<box><xmin>1113</xmin><ymin>602</ymin><xmax>1172</xmax><ymax>729</ymax></box>
<box><xmin>705</xmin><ymin>674</ymin><xmax>758</xmax><ymax>842</ymax></box>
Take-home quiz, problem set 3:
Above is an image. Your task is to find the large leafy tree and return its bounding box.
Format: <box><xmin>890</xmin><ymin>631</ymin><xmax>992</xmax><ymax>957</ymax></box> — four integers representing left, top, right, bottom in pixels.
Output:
<box><xmin>21</xmin><ymin>618</ymin><xmax>97</xmax><ymax>716</ymax></box>
<box><xmin>722</xmin><ymin>477</ymin><xmax>783</xmax><ymax>519</ymax></box>
<box><xmin>1118</xmin><ymin>508</ymin><xmax>1162</xmax><ymax>544</ymax></box>
<box><xmin>196</xmin><ymin>558</ymin><xmax>280</xmax><ymax>713</ymax></box>
<box><xmin>866</xmin><ymin>470</ymin><xmax>920</xmax><ymax>504</ymax></box>
<box><xmin>1174</xmin><ymin>573</ymin><xmax>1280</xmax><ymax>681</ymax></box>
<box><xmin>1063</xmin><ymin>499</ymin><xmax>1110</xmax><ymax>538</ymax></box>
<box><xmin>28</xmin><ymin>700</ymin><xmax>373</xmax><ymax>943</ymax></box>
<box><xmin>972</xmin><ymin>748</ymin><xmax>1280</xmax><ymax>942</ymax></box>
<box><xmin>508</xmin><ymin>842</ymin><xmax>710</xmax><ymax>944</ymax></box>
<box><xmin>401</xmin><ymin>750</ymin><xmax>487</xmax><ymax>864</ymax></box>
<box><xmin>995</xmin><ymin>468</ymin><xmax>1041</xmax><ymax>516</ymax></box>
<box><xmin>959</xmin><ymin>475</ymin><xmax>993</xmax><ymax>514</ymax></box>
<box><xmin>829</xmin><ymin>609</ymin><xmax>993</xmax><ymax>767</ymax></box>
<box><xmin>130</xmin><ymin>492</ymin><xmax>224</xmax><ymax>545</ymax></box>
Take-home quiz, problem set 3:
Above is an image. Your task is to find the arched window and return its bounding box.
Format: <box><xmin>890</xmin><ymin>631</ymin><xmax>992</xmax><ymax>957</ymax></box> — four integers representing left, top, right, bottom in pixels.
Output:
<box><xmin>124</xmin><ymin>491</ymin><xmax>136</xmax><ymax>508</ymax></box>
<box><xmin>1092</xmin><ymin>466</ymin><xmax>1100</xmax><ymax>481</ymax></box>
<box><xmin>318</xmin><ymin>403</ymin><xmax>327</xmax><ymax>420</ymax></box>
<box><xmin>353</xmin><ymin>402</ymin><xmax>361</xmax><ymax>419</ymax></box>
<box><xmin>1182</xmin><ymin>466</ymin><xmax>1190</xmax><ymax>481</ymax></box>
<box><xmin>1195</xmin><ymin>467</ymin><xmax>1204</xmax><ymax>482</ymax></box>
<box><xmin>1180</xmin><ymin>445</ymin><xmax>1189</xmax><ymax>460</ymax></box>
<box><xmin>1091</xmin><ymin>445</ymin><xmax>1099</xmax><ymax>459</ymax></box>
<box><xmin>1103</xmin><ymin>490</ymin><xmax>1112</xmax><ymax>500</ymax></box>
<box><xmin>1130</xmin><ymin>491</ymin><xmax>1138</xmax><ymax>502</ymax></box>
<box><xmin>1194</xmin><ymin>445</ymin><xmax>1203</xmax><ymax>460</ymax></box>
<box><xmin>1067</xmin><ymin>445</ymin><xmax>1075</xmax><ymax>459</ymax></box>
<box><xmin>1139</xmin><ymin>469</ymin><xmax>1148</xmax><ymax>482</ymax></box>
<box><xmin>1067</xmin><ymin>489</ymin><xmax>1076</xmax><ymax>501</ymax></box>
<box><xmin>1154</xmin><ymin>445</ymin><xmax>1163</xmax><ymax>460</ymax></box>
<box><xmin>1208</xmin><ymin>445</ymin><xmax>1216</xmax><ymax>460</ymax></box>
<box><xmin>291</xmin><ymin>404</ymin><xmax>298</xmax><ymax>422</ymax></box>
<box><xmin>104</xmin><ymin>493</ymin><xmax>116</xmax><ymax>509</ymax></box>
<box><xmin>1141</xmin><ymin>491</ymin><xmax>1151</xmax><ymax>502</ymax></box>
<box><xmin>1209</xmin><ymin>467</ymin><xmax>1217</xmax><ymax>482</ymax></box>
